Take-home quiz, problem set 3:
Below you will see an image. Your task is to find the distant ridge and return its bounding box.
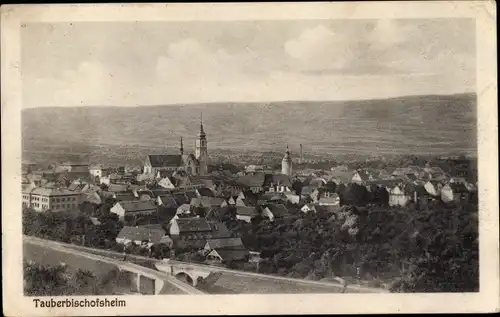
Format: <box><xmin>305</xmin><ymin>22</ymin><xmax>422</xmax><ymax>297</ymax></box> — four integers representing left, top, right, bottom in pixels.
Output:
<box><xmin>22</xmin><ymin>92</ymin><xmax>476</xmax><ymax>110</ymax></box>
<box><xmin>22</xmin><ymin>93</ymin><xmax>477</xmax><ymax>157</ymax></box>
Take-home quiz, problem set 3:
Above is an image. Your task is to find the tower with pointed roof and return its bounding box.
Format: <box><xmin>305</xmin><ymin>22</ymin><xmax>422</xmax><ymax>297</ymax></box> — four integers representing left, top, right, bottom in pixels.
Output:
<box><xmin>195</xmin><ymin>113</ymin><xmax>208</xmax><ymax>175</ymax></box>
<box><xmin>180</xmin><ymin>137</ymin><xmax>184</xmax><ymax>155</ymax></box>
<box><xmin>281</xmin><ymin>145</ymin><xmax>292</xmax><ymax>176</ymax></box>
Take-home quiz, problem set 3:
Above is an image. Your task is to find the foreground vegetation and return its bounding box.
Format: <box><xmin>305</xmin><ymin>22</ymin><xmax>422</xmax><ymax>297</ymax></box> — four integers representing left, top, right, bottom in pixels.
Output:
<box><xmin>24</xmin><ymin>261</ymin><xmax>131</xmax><ymax>296</ymax></box>
<box><xmin>23</xmin><ymin>195</ymin><xmax>478</xmax><ymax>292</ymax></box>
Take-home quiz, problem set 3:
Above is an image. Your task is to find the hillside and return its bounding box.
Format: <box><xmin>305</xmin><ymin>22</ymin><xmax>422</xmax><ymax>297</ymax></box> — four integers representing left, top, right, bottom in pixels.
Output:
<box><xmin>22</xmin><ymin>93</ymin><xmax>477</xmax><ymax>159</ymax></box>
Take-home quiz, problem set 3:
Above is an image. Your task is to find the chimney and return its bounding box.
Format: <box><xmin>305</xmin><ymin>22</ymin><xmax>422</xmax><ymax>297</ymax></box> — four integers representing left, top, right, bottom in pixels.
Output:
<box><xmin>300</xmin><ymin>144</ymin><xmax>303</xmax><ymax>164</ymax></box>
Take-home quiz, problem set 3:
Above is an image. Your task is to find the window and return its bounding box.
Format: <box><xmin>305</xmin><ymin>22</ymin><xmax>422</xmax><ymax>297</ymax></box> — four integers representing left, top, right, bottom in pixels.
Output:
<box><xmin>61</xmin><ymin>198</ymin><xmax>65</xmax><ymax>202</ymax></box>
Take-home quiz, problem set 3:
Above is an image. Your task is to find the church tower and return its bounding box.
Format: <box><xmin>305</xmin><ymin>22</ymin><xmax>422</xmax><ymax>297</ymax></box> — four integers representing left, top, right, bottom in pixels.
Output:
<box><xmin>281</xmin><ymin>145</ymin><xmax>292</xmax><ymax>176</ymax></box>
<box><xmin>195</xmin><ymin>113</ymin><xmax>208</xmax><ymax>175</ymax></box>
<box><xmin>180</xmin><ymin>136</ymin><xmax>184</xmax><ymax>155</ymax></box>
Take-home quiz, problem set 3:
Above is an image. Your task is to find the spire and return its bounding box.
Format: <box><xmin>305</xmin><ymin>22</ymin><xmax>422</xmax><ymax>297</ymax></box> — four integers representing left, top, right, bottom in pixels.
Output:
<box><xmin>180</xmin><ymin>136</ymin><xmax>184</xmax><ymax>155</ymax></box>
<box><xmin>200</xmin><ymin>112</ymin><xmax>204</xmax><ymax>133</ymax></box>
<box><xmin>198</xmin><ymin>112</ymin><xmax>206</xmax><ymax>138</ymax></box>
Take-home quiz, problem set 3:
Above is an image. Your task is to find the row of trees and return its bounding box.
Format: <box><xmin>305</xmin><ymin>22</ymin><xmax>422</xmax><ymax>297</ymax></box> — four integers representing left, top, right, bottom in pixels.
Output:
<box><xmin>215</xmin><ymin>200</ymin><xmax>478</xmax><ymax>292</ymax></box>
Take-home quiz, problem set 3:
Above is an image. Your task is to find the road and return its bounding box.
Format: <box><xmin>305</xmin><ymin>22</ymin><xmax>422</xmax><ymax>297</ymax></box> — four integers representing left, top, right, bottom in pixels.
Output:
<box><xmin>23</xmin><ymin>236</ymin><xmax>204</xmax><ymax>295</ymax></box>
<box><xmin>24</xmin><ymin>236</ymin><xmax>387</xmax><ymax>294</ymax></box>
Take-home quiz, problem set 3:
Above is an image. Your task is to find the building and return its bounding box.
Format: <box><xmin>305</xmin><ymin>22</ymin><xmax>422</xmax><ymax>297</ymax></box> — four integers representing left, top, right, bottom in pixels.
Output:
<box><xmin>169</xmin><ymin>218</ymin><xmax>230</xmax><ymax>249</ymax></box>
<box><xmin>261</xmin><ymin>204</ymin><xmax>289</xmax><ymax>221</ymax></box>
<box><xmin>110</xmin><ymin>200</ymin><xmax>157</xmax><ymax>221</ymax></box>
<box><xmin>143</xmin><ymin>130</ymin><xmax>206</xmax><ymax>176</ymax></box>
<box><xmin>22</xmin><ymin>186</ymin><xmax>82</xmax><ymax>212</ymax></box>
<box><xmin>204</xmin><ymin>237</ymin><xmax>249</xmax><ymax>264</ymax></box>
<box><xmin>281</xmin><ymin>145</ymin><xmax>292</xmax><ymax>176</ymax></box>
<box><xmin>116</xmin><ymin>226</ymin><xmax>172</xmax><ymax>248</ymax></box>
<box><xmin>195</xmin><ymin>115</ymin><xmax>208</xmax><ymax>175</ymax></box>
<box><xmin>235</xmin><ymin>206</ymin><xmax>259</xmax><ymax>223</ymax></box>
<box><xmin>58</xmin><ymin>161</ymin><xmax>89</xmax><ymax>173</ymax></box>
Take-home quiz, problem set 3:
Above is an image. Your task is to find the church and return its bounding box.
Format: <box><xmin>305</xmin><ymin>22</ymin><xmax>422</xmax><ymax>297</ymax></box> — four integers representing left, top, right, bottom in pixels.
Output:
<box><xmin>143</xmin><ymin>117</ymin><xmax>208</xmax><ymax>176</ymax></box>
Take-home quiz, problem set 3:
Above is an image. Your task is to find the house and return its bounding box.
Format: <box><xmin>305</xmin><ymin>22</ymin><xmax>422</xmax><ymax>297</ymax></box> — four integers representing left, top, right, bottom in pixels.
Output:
<box><xmin>157</xmin><ymin>175</ymin><xmax>177</xmax><ymax>189</ymax></box>
<box><xmin>327</xmin><ymin>171</ymin><xmax>353</xmax><ymax>185</ymax></box>
<box><xmin>116</xmin><ymin>226</ymin><xmax>171</xmax><ymax>248</ymax></box>
<box><xmin>190</xmin><ymin>197</ymin><xmax>226</xmax><ymax>209</ymax></box>
<box><xmin>285</xmin><ymin>193</ymin><xmax>300</xmax><ymax>204</ymax></box>
<box><xmin>237</xmin><ymin>173</ymin><xmax>266</xmax><ymax>193</ymax></box>
<box><xmin>351</xmin><ymin>170</ymin><xmax>373</xmax><ymax>184</ymax></box>
<box><xmin>423</xmin><ymin>180</ymin><xmax>443</xmax><ymax>197</ymax></box>
<box><xmin>89</xmin><ymin>164</ymin><xmax>103</xmax><ymax>178</ymax></box>
<box><xmin>114</xmin><ymin>192</ymin><xmax>138</xmax><ymax>202</ymax></box>
<box><xmin>206</xmin><ymin>248</ymin><xmax>250</xmax><ymax>264</ymax></box>
<box><xmin>316</xmin><ymin>205</ymin><xmax>341</xmax><ymax>214</ymax></box>
<box><xmin>169</xmin><ymin>218</ymin><xmax>231</xmax><ymax>249</ymax></box>
<box><xmin>68</xmin><ymin>179</ymin><xmax>89</xmax><ymax>192</ymax></box>
<box><xmin>235</xmin><ymin>206</ymin><xmax>259</xmax><ymax>223</ymax></box>
<box><xmin>318</xmin><ymin>193</ymin><xmax>340</xmax><ymax>206</ymax></box>
<box><xmin>107</xmin><ymin>183</ymin><xmax>130</xmax><ymax>193</ymax></box>
<box><xmin>300</xmin><ymin>204</ymin><xmax>316</xmax><ymax>214</ymax></box>
<box><xmin>58</xmin><ymin>161</ymin><xmax>89</xmax><ymax>173</ymax></box>
<box><xmin>110</xmin><ymin>200</ymin><xmax>157</xmax><ymax>221</ymax></box>
<box><xmin>300</xmin><ymin>186</ymin><xmax>316</xmax><ymax>199</ymax></box>
<box><xmin>204</xmin><ymin>237</ymin><xmax>245</xmax><ymax>253</ymax></box>
<box><xmin>261</xmin><ymin>204</ymin><xmax>289</xmax><ymax>221</ymax></box>
<box><xmin>308</xmin><ymin>178</ymin><xmax>327</xmax><ymax>188</ymax></box>
<box><xmin>441</xmin><ymin>183</ymin><xmax>470</xmax><ymax>203</ymax></box>
<box><xmin>22</xmin><ymin>160</ymin><xmax>37</xmax><ymax>175</ymax></box>
<box><xmin>196</xmin><ymin>187</ymin><xmax>215</xmax><ymax>197</ymax></box>
<box><xmin>22</xmin><ymin>187</ymin><xmax>82</xmax><ymax>212</ymax></box>
<box><xmin>100</xmin><ymin>173</ymin><xmax>122</xmax><ymax>186</ymax></box>
<box><xmin>157</xmin><ymin>195</ymin><xmax>179</xmax><ymax>209</ymax></box>
<box><xmin>267</xmin><ymin>174</ymin><xmax>293</xmax><ymax>193</ymax></box>
<box><xmin>176</xmin><ymin>204</ymin><xmax>192</xmax><ymax>215</ymax></box>
<box><xmin>388</xmin><ymin>185</ymin><xmax>412</xmax><ymax>207</ymax></box>
<box><xmin>175</xmin><ymin>175</ymin><xmax>206</xmax><ymax>190</ymax></box>
<box><xmin>259</xmin><ymin>192</ymin><xmax>287</xmax><ymax>205</ymax></box>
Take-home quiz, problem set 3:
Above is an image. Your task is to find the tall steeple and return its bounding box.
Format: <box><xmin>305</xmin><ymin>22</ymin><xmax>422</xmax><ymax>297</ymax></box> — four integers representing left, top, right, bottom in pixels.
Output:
<box><xmin>195</xmin><ymin>112</ymin><xmax>208</xmax><ymax>175</ymax></box>
<box><xmin>281</xmin><ymin>144</ymin><xmax>292</xmax><ymax>176</ymax></box>
<box><xmin>198</xmin><ymin>112</ymin><xmax>206</xmax><ymax>138</ymax></box>
<box><xmin>180</xmin><ymin>136</ymin><xmax>184</xmax><ymax>155</ymax></box>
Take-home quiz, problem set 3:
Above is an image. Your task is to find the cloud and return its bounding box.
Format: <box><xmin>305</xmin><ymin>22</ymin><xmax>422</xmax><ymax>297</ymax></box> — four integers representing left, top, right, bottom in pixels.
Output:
<box><xmin>284</xmin><ymin>25</ymin><xmax>350</xmax><ymax>71</ymax></box>
<box><xmin>23</xmin><ymin>61</ymin><xmax>117</xmax><ymax>107</ymax></box>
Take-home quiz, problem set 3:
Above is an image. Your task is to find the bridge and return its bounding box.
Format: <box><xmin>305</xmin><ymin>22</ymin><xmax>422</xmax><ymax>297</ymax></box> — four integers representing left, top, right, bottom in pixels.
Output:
<box><xmin>156</xmin><ymin>260</ymin><xmax>387</xmax><ymax>293</ymax></box>
<box><xmin>24</xmin><ymin>236</ymin><xmax>388</xmax><ymax>294</ymax></box>
<box><xmin>24</xmin><ymin>236</ymin><xmax>204</xmax><ymax>295</ymax></box>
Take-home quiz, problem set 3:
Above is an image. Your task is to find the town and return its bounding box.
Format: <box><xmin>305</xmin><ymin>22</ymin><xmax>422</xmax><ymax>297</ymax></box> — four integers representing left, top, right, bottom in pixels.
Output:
<box><xmin>21</xmin><ymin>116</ymin><xmax>479</xmax><ymax>293</ymax></box>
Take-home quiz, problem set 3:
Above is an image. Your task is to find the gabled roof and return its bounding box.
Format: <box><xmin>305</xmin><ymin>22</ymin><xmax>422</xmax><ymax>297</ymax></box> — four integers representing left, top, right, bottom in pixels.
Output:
<box><xmin>197</xmin><ymin>187</ymin><xmax>215</xmax><ymax>197</ymax></box>
<box><xmin>236</xmin><ymin>206</ymin><xmax>259</xmax><ymax>217</ymax></box>
<box><xmin>448</xmin><ymin>182</ymin><xmax>469</xmax><ymax>193</ymax></box>
<box><xmin>146</xmin><ymin>155</ymin><xmax>183</xmax><ymax>168</ymax></box>
<box><xmin>237</xmin><ymin>173</ymin><xmax>266</xmax><ymax>187</ymax></box>
<box><xmin>190</xmin><ymin>197</ymin><xmax>225</xmax><ymax>208</ymax></box>
<box><xmin>316</xmin><ymin>205</ymin><xmax>341</xmax><ymax>214</ymax></box>
<box><xmin>117</xmin><ymin>226</ymin><xmax>166</xmax><ymax>244</ymax></box>
<box><xmin>206</xmin><ymin>237</ymin><xmax>244</xmax><ymax>249</ymax></box>
<box><xmin>114</xmin><ymin>192</ymin><xmax>137</xmax><ymax>202</ymax></box>
<box><xmin>354</xmin><ymin>170</ymin><xmax>371</xmax><ymax>181</ymax></box>
<box><xmin>264</xmin><ymin>204</ymin><xmax>289</xmax><ymax>217</ymax></box>
<box><xmin>301</xmin><ymin>186</ymin><xmax>316</xmax><ymax>195</ymax></box>
<box><xmin>30</xmin><ymin>187</ymin><xmax>81</xmax><ymax>196</ymax></box>
<box><xmin>108</xmin><ymin>183</ymin><xmax>130</xmax><ymax>193</ymax></box>
<box><xmin>158</xmin><ymin>195</ymin><xmax>179</xmax><ymax>208</ymax></box>
<box><xmin>208</xmin><ymin>249</ymin><xmax>249</xmax><ymax>262</ymax></box>
<box><xmin>173</xmin><ymin>217</ymin><xmax>212</xmax><ymax>233</ymax></box>
<box><xmin>117</xmin><ymin>200</ymin><xmax>157</xmax><ymax>213</ymax></box>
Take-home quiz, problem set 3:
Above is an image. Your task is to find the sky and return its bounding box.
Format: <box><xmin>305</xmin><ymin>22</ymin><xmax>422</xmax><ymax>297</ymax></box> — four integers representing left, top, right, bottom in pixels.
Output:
<box><xmin>21</xmin><ymin>19</ymin><xmax>476</xmax><ymax>108</ymax></box>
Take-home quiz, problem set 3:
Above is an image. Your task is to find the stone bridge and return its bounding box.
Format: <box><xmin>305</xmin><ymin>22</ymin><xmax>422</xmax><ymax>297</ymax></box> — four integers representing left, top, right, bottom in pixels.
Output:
<box><xmin>23</xmin><ymin>236</ymin><xmax>204</xmax><ymax>295</ymax></box>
